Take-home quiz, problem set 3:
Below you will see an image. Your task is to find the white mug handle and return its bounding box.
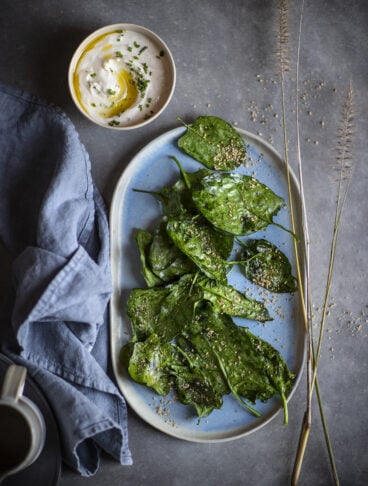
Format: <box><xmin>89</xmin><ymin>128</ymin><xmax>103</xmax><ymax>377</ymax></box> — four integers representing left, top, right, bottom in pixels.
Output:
<box><xmin>0</xmin><ymin>364</ymin><xmax>27</xmax><ymax>401</ymax></box>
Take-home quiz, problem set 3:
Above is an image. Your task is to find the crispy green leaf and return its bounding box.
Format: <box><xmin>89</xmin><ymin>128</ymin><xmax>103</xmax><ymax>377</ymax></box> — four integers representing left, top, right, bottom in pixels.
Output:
<box><xmin>154</xmin><ymin>275</ymin><xmax>203</xmax><ymax>340</ymax></box>
<box><xmin>178</xmin><ymin>116</ymin><xmax>246</xmax><ymax>170</ymax></box>
<box><xmin>190</xmin><ymin>318</ymin><xmax>272</xmax><ymax>405</ymax></box>
<box><xmin>126</xmin><ymin>275</ymin><xmax>203</xmax><ymax>342</ymax></box>
<box><xmin>170</xmin><ymin>360</ymin><xmax>224</xmax><ymax>418</ymax></box>
<box><xmin>239</xmin><ymin>239</ymin><xmax>297</xmax><ymax>293</ymax></box>
<box><xmin>166</xmin><ymin>216</ymin><xmax>234</xmax><ymax>281</ymax></box>
<box><xmin>126</xmin><ymin>287</ymin><xmax>171</xmax><ymax>341</ymax></box>
<box><xmin>198</xmin><ymin>278</ymin><xmax>271</xmax><ymax>322</ymax></box>
<box><xmin>172</xmin><ymin>313</ymin><xmax>232</xmax><ymax>417</ymax></box>
<box><xmin>239</xmin><ymin>326</ymin><xmax>295</xmax><ymax>399</ymax></box>
<box><xmin>133</xmin><ymin>185</ymin><xmax>186</xmax><ymax>218</ymax></box>
<box><xmin>192</xmin><ymin>172</ymin><xmax>284</xmax><ymax>235</ymax></box>
<box><xmin>123</xmin><ymin>302</ymin><xmax>294</xmax><ymax>420</ymax></box>
<box><xmin>134</xmin><ymin>164</ymin><xmax>210</xmax><ymax>219</ymax></box>
<box><xmin>149</xmin><ymin>221</ymin><xmax>197</xmax><ymax>282</ymax></box>
<box><xmin>197</xmin><ymin>315</ymin><xmax>294</xmax><ymax>421</ymax></box>
<box><xmin>123</xmin><ymin>334</ymin><xmax>174</xmax><ymax>395</ymax></box>
<box><xmin>176</xmin><ymin>329</ymin><xmax>229</xmax><ymax>399</ymax></box>
<box><xmin>135</xmin><ymin>229</ymin><xmax>164</xmax><ymax>287</ymax></box>
<box><xmin>174</xmin><ymin>308</ymin><xmax>294</xmax><ymax>420</ymax></box>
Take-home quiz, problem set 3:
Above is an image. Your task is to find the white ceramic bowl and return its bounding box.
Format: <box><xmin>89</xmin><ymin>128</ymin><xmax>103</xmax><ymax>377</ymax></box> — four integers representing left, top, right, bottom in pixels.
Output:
<box><xmin>68</xmin><ymin>24</ymin><xmax>176</xmax><ymax>130</ymax></box>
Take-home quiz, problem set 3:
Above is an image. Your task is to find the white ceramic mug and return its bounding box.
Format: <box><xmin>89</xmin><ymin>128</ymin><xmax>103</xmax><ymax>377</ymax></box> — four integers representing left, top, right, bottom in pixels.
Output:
<box><xmin>0</xmin><ymin>364</ymin><xmax>46</xmax><ymax>482</ymax></box>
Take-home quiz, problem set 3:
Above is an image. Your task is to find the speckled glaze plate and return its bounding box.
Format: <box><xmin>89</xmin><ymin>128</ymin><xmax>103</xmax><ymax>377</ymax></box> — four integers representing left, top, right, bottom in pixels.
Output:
<box><xmin>110</xmin><ymin>126</ymin><xmax>306</xmax><ymax>442</ymax></box>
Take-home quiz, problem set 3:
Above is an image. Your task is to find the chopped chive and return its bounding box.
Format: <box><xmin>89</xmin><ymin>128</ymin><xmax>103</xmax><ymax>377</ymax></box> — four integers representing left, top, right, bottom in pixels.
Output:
<box><xmin>127</xmin><ymin>64</ymin><xmax>150</xmax><ymax>95</ymax></box>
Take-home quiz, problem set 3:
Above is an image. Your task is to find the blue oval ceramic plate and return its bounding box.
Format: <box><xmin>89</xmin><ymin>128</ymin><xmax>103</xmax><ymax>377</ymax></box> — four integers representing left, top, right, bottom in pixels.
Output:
<box><xmin>110</xmin><ymin>126</ymin><xmax>306</xmax><ymax>442</ymax></box>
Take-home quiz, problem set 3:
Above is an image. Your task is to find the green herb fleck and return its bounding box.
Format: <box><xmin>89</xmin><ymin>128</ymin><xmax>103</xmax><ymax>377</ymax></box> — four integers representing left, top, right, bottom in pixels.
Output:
<box><xmin>127</xmin><ymin>64</ymin><xmax>150</xmax><ymax>96</ymax></box>
<box><xmin>115</xmin><ymin>51</ymin><xmax>123</xmax><ymax>58</ymax></box>
<box><xmin>108</xmin><ymin>119</ymin><xmax>120</xmax><ymax>127</ymax></box>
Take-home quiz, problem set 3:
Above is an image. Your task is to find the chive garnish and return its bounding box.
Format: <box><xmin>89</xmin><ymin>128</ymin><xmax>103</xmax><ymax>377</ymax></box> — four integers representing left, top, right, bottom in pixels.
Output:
<box><xmin>138</xmin><ymin>46</ymin><xmax>148</xmax><ymax>55</ymax></box>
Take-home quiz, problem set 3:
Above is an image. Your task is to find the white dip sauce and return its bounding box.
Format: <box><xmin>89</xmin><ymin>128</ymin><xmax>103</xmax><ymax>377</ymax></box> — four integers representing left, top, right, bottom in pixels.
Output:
<box><xmin>73</xmin><ymin>28</ymin><xmax>170</xmax><ymax>127</ymax></box>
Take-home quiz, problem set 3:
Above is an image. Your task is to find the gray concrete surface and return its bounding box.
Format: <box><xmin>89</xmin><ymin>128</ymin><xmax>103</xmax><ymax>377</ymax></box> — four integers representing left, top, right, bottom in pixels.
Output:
<box><xmin>0</xmin><ymin>0</ymin><xmax>367</xmax><ymax>484</ymax></box>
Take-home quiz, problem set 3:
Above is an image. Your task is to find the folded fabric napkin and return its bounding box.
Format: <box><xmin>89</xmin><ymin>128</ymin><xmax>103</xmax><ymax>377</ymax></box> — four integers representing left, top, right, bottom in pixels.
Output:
<box><xmin>0</xmin><ymin>82</ymin><xmax>132</xmax><ymax>476</ymax></box>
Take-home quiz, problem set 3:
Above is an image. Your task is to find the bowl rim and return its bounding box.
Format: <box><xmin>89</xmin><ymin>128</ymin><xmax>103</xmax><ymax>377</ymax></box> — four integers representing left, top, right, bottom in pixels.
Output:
<box><xmin>68</xmin><ymin>23</ymin><xmax>176</xmax><ymax>130</ymax></box>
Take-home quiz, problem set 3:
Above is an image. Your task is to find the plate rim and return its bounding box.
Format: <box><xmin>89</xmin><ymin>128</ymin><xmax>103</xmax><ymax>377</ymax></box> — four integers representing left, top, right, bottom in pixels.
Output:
<box><xmin>109</xmin><ymin>125</ymin><xmax>307</xmax><ymax>442</ymax></box>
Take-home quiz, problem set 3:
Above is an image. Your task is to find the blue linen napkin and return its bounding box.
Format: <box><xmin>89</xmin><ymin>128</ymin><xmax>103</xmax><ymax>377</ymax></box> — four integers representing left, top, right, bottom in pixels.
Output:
<box><xmin>0</xmin><ymin>82</ymin><xmax>132</xmax><ymax>476</ymax></box>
